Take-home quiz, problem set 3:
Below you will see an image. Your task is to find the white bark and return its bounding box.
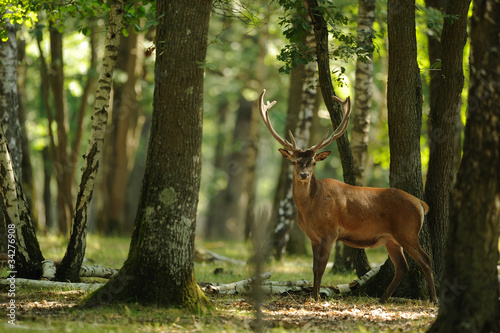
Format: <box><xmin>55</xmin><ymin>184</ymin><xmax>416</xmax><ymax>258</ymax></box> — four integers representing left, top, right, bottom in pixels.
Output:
<box><xmin>202</xmin><ymin>265</ymin><xmax>383</xmax><ymax>296</ymax></box>
<box><xmin>79</xmin><ymin>264</ymin><xmax>118</xmax><ymax>278</ymax></box>
<box><xmin>56</xmin><ymin>0</ymin><xmax>124</xmax><ymax>281</ymax></box>
<box><xmin>0</xmin><ymin>278</ymin><xmax>103</xmax><ymax>292</ymax></box>
<box><xmin>42</xmin><ymin>260</ymin><xmax>117</xmax><ymax>280</ymax></box>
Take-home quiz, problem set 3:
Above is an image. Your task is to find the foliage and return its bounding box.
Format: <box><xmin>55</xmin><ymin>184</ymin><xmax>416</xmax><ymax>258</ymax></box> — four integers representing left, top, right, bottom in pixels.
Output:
<box><xmin>275</xmin><ymin>0</ymin><xmax>375</xmax><ymax>87</ymax></box>
<box><xmin>0</xmin><ymin>0</ymin><xmax>38</xmax><ymax>41</ymax></box>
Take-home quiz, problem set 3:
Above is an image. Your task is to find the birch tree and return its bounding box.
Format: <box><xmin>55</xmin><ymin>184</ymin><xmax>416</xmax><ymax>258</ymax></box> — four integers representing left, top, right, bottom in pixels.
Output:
<box><xmin>56</xmin><ymin>0</ymin><xmax>124</xmax><ymax>282</ymax></box>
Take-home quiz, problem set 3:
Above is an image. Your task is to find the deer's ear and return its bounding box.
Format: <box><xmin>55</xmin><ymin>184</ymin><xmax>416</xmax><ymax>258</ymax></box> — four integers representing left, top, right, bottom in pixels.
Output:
<box><xmin>278</xmin><ymin>148</ymin><xmax>294</xmax><ymax>161</ymax></box>
<box><xmin>315</xmin><ymin>151</ymin><xmax>331</xmax><ymax>161</ymax></box>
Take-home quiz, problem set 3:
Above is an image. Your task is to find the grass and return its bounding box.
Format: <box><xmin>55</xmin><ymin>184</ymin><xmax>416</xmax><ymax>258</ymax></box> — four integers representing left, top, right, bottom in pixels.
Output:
<box><xmin>0</xmin><ymin>234</ymin><xmax>437</xmax><ymax>332</ymax></box>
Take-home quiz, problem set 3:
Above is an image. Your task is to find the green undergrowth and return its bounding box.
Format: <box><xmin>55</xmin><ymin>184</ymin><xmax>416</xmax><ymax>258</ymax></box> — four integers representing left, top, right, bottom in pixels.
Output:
<box><xmin>0</xmin><ymin>234</ymin><xmax>435</xmax><ymax>332</ymax></box>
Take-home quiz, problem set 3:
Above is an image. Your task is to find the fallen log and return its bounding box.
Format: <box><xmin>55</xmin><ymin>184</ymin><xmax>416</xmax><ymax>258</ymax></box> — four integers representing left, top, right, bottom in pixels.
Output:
<box><xmin>40</xmin><ymin>260</ymin><xmax>118</xmax><ymax>280</ymax></box>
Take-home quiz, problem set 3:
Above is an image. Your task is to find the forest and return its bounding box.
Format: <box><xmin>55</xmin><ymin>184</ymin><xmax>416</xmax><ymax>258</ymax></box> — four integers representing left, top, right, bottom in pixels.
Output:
<box><xmin>0</xmin><ymin>0</ymin><xmax>499</xmax><ymax>332</ymax></box>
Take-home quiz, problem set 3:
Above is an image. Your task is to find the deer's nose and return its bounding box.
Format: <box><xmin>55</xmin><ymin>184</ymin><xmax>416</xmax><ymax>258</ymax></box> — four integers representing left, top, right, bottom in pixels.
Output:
<box><xmin>299</xmin><ymin>171</ymin><xmax>309</xmax><ymax>180</ymax></box>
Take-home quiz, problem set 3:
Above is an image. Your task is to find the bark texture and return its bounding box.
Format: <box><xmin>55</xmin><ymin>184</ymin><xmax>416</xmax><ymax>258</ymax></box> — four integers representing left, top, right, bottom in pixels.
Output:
<box><xmin>0</xmin><ymin>127</ymin><xmax>44</xmax><ymax>278</ymax></box>
<box><xmin>56</xmin><ymin>0</ymin><xmax>124</xmax><ymax>282</ymax></box>
<box><xmin>351</xmin><ymin>0</ymin><xmax>375</xmax><ymax>187</ymax></box>
<box><xmin>429</xmin><ymin>0</ymin><xmax>500</xmax><ymax>331</ymax></box>
<box><xmin>84</xmin><ymin>0</ymin><xmax>212</xmax><ymax>310</ymax></box>
<box><xmin>424</xmin><ymin>0</ymin><xmax>470</xmax><ymax>285</ymax></box>
<box><xmin>361</xmin><ymin>0</ymin><xmax>431</xmax><ymax>300</ymax></box>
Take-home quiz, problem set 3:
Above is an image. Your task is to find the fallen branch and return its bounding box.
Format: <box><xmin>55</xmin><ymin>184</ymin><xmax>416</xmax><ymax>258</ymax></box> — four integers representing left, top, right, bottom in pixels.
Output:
<box><xmin>201</xmin><ymin>272</ymin><xmax>272</xmax><ymax>294</ymax></box>
<box><xmin>0</xmin><ymin>278</ymin><xmax>103</xmax><ymax>292</ymax></box>
<box><xmin>194</xmin><ymin>249</ymin><xmax>245</xmax><ymax>265</ymax></box>
<box><xmin>79</xmin><ymin>265</ymin><xmax>118</xmax><ymax>278</ymax></box>
<box><xmin>40</xmin><ymin>260</ymin><xmax>118</xmax><ymax>280</ymax></box>
<box><xmin>201</xmin><ymin>264</ymin><xmax>383</xmax><ymax>297</ymax></box>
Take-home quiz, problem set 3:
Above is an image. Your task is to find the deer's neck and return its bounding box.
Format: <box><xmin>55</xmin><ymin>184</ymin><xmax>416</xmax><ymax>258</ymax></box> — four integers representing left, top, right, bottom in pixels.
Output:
<box><xmin>292</xmin><ymin>173</ymin><xmax>319</xmax><ymax>208</ymax></box>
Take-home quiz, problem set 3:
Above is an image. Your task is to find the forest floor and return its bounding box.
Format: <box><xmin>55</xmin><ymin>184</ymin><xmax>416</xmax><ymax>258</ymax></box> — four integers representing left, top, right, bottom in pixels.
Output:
<box><xmin>0</xmin><ymin>235</ymin><xmax>438</xmax><ymax>332</ymax></box>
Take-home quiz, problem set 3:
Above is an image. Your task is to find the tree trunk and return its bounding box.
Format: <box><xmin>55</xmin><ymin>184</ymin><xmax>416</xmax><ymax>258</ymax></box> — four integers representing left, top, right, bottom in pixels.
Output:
<box><xmin>425</xmin><ymin>0</ymin><xmax>447</xmax><ymax>135</ymax></box>
<box><xmin>96</xmin><ymin>26</ymin><xmax>145</xmax><ymax>235</ymax></box>
<box><xmin>49</xmin><ymin>26</ymin><xmax>73</xmax><ymax>236</ymax></box>
<box><xmin>56</xmin><ymin>0</ymin><xmax>124</xmax><ymax>282</ymax></box>
<box><xmin>274</xmin><ymin>61</ymin><xmax>317</xmax><ymax>259</ymax></box>
<box><xmin>244</xmin><ymin>16</ymin><xmax>268</xmax><ymax>241</ymax></box>
<box><xmin>429</xmin><ymin>1</ymin><xmax>500</xmax><ymax>331</ymax></box>
<box><xmin>16</xmin><ymin>37</ymin><xmax>37</xmax><ymax>228</ymax></box>
<box><xmin>83</xmin><ymin>0</ymin><xmax>212</xmax><ymax>310</ymax></box>
<box><xmin>361</xmin><ymin>0</ymin><xmax>431</xmax><ymax>300</ymax></box>
<box><xmin>42</xmin><ymin>146</ymin><xmax>53</xmax><ymax>230</ymax></box>
<box><xmin>204</xmin><ymin>102</ymin><xmax>229</xmax><ymax>240</ymax></box>
<box><xmin>0</xmin><ymin>22</ymin><xmax>22</xmax><ymax>254</ymax></box>
<box><xmin>304</xmin><ymin>0</ymin><xmax>370</xmax><ymax>277</ymax></box>
<box><xmin>351</xmin><ymin>0</ymin><xmax>376</xmax><ymax>187</ymax></box>
<box><xmin>0</xmin><ymin>23</ymin><xmax>43</xmax><ymax>277</ymax></box>
<box><xmin>424</xmin><ymin>0</ymin><xmax>470</xmax><ymax>287</ymax></box>
<box><xmin>207</xmin><ymin>98</ymin><xmax>253</xmax><ymax>239</ymax></box>
<box><xmin>0</xmin><ymin>126</ymin><xmax>45</xmax><ymax>278</ymax></box>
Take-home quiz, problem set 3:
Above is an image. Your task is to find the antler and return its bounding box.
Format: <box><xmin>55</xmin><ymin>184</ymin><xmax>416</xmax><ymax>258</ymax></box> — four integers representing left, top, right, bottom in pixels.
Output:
<box><xmin>259</xmin><ymin>89</ymin><xmax>294</xmax><ymax>150</ymax></box>
<box><xmin>310</xmin><ymin>95</ymin><xmax>351</xmax><ymax>152</ymax></box>
<box><xmin>259</xmin><ymin>89</ymin><xmax>351</xmax><ymax>152</ymax></box>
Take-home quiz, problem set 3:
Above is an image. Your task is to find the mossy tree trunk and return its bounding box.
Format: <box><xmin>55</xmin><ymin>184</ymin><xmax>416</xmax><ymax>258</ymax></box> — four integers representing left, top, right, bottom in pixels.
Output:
<box><xmin>83</xmin><ymin>0</ymin><xmax>212</xmax><ymax>310</ymax></box>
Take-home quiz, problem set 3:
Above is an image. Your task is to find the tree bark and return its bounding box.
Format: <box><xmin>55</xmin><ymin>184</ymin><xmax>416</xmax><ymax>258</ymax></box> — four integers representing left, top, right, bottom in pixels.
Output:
<box><xmin>304</xmin><ymin>0</ymin><xmax>370</xmax><ymax>277</ymax></box>
<box><xmin>83</xmin><ymin>0</ymin><xmax>212</xmax><ymax>310</ymax></box>
<box><xmin>429</xmin><ymin>0</ymin><xmax>500</xmax><ymax>331</ymax></box>
<box><xmin>351</xmin><ymin>0</ymin><xmax>376</xmax><ymax>187</ymax></box>
<box><xmin>0</xmin><ymin>126</ymin><xmax>44</xmax><ymax>278</ymax></box>
<box><xmin>0</xmin><ymin>22</ymin><xmax>22</xmax><ymax>254</ymax></box>
<box><xmin>16</xmin><ymin>37</ymin><xmax>37</xmax><ymax>228</ymax></box>
<box><xmin>361</xmin><ymin>0</ymin><xmax>431</xmax><ymax>300</ymax></box>
<box><xmin>424</xmin><ymin>0</ymin><xmax>470</xmax><ymax>287</ymax></box>
<box><xmin>56</xmin><ymin>0</ymin><xmax>124</xmax><ymax>282</ymax></box>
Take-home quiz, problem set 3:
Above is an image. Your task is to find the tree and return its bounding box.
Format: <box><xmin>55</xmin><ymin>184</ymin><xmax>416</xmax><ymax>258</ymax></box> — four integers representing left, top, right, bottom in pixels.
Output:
<box><xmin>333</xmin><ymin>0</ymin><xmax>376</xmax><ymax>274</ymax></box>
<box><xmin>56</xmin><ymin>0</ymin><xmax>124</xmax><ymax>282</ymax></box>
<box><xmin>0</xmin><ymin>124</ymin><xmax>45</xmax><ymax>279</ymax></box>
<box><xmin>361</xmin><ymin>0</ymin><xmax>432</xmax><ymax>299</ymax></box>
<box><xmin>84</xmin><ymin>0</ymin><xmax>212</xmax><ymax>309</ymax></box>
<box><xmin>424</xmin><ymin>0</ymin><xmax>470</xmax><ymax>284</ymax></box>
<box><xmin>429</xmin><ymin>0</ymin><xmax>500</xmax><ymax>331</ymax></box>
<box><xmin>271</xmin><ymin>13</ymin><xmax>317</xmax><ymax>259</ymax></box>
<box><xmin>0</xmin><ymin>19</ymin><xmax>22</xmax><ymax>253</ymax></box>
<box><xmin>304</xmin><ymin>0</ymin><xmax>370</xmax><ymax>277</ymax></box>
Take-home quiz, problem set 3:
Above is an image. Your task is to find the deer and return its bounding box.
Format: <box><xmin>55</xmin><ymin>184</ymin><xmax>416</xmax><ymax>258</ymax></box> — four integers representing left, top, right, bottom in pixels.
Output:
<box><xmin>259</xmin><ymin>89</ymin><xmax>438</xmax><ymax>304</ymax></box>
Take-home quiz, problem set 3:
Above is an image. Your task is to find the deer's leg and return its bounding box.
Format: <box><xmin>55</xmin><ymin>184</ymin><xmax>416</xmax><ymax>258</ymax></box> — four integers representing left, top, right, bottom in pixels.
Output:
<box><xmin>400</xmin><ymin>242</ymin><xmax>438</xmax><ymax>304</ymax></box>
<box><xmin>312</xmin><ymin>237</ymin><xmax>335</xmax><ymax>300</ymax></box>
<box><xmin>380</xmin><ymin>240</ymin><xmax>409</xmax><ymax>303</ymax></box>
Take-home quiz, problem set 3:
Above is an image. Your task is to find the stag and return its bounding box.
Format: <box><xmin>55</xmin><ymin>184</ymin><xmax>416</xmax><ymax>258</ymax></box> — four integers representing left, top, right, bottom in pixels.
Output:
<box><xmin>259</xmin><ymin>89</ymin><xmax>437</xmax><ymax>303</ymax></box>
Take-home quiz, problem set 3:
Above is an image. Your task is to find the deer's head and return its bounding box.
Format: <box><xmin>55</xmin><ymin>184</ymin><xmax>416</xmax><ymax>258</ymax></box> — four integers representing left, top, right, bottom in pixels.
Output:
<box><xmin>259</xmin><ymin>89</ymin><xmax>351</xmax><ymax>183</ymax></box>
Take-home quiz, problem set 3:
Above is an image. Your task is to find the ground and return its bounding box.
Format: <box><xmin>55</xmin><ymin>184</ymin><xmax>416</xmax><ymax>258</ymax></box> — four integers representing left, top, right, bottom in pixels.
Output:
<box><xmin>0</xmin><ymin>235</ymin><xmax>437</xmax><ymax>332</ymax></box>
